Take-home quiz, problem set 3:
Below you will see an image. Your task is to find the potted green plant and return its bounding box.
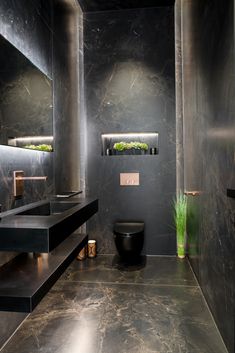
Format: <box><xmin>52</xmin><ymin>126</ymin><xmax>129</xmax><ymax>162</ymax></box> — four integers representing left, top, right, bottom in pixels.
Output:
<box><xmin>113</xmin><ymin>141</ymin><xmax>127</xmax><ymax>153</ymax></box>
<box><xmin>174</xmin><ymin>193</ymin><xmax>187</xmax><ymax>259</ymax></box>
<box><xmin>113</xmin><ymin>141</ymin><xmax>148</xmax><ymax>155</ymax></box>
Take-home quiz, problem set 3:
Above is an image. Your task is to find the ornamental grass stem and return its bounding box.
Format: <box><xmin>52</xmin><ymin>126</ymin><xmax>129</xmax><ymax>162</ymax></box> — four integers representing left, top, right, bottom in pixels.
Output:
<box><xmin>174</xmin><ymin>193</ymin><xmax>187</xmax><ymax>258</ymax></box>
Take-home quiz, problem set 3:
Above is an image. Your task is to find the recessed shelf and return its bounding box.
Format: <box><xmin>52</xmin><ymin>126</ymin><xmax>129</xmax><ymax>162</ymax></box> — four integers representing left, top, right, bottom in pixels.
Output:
<box><xmin>8</xmin><ymin>136</ymin><xmax>54</xmax><ymax>152</ymax></box>
<box><xmin>101</xmin><ymin>132</ymin><xmax>159</xmax><ymax>156</ymax></box>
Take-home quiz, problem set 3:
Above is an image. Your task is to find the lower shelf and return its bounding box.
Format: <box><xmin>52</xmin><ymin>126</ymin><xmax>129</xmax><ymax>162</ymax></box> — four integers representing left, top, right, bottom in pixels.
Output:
<box><xmin>0</xmin><ymin>233</ymin><xmax>87</xmax><ymax>313</ymax></box>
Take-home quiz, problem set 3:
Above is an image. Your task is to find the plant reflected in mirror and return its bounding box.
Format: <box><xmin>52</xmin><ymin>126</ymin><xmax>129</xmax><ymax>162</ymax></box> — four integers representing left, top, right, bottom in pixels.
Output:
<box><xmin>23</xmin><ymin>144</ymin><xmax>53</xmax><ymax>152</ymax></box>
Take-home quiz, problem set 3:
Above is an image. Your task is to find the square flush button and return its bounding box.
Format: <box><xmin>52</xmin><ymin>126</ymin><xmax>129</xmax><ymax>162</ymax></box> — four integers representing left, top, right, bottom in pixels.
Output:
<box><xmin>120</xmin><ymin>173</ymin><xmax>140</xmax><ymax>186</ymax></box>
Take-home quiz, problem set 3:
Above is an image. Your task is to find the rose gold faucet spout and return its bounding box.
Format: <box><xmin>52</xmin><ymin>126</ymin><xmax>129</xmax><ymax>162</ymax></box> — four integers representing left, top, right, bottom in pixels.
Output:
<box><xmin>13</xmin><ymin>171</ymin><xmax>47</xmax><ymax>198</ymax></box>
<box><xmin>15</xmin><ymin>176</ymin><xmax>47</xmax><ymax>181</ymax></box>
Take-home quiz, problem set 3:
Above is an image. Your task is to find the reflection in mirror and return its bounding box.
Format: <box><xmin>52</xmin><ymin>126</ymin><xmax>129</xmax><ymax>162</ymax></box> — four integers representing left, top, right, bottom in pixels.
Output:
<box><xmin>0</xmin><ymin>34</ymin><xmax>53</xmax><ymax>152</ymax></box>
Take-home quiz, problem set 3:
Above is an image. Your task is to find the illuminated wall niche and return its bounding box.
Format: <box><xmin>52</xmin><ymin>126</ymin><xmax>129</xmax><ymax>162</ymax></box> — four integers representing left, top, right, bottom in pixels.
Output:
<box><xmin>101</xmin><ymin>132</ymin><xmax>159</xmax><ymax>156</ymax></box>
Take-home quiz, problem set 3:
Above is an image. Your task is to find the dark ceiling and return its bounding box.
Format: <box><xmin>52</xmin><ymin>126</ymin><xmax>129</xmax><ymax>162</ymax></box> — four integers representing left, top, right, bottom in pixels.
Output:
<box><xmin>78</xmin><ymin>0</ymin><xmax>175</xmax><ymax>12</ymax></box>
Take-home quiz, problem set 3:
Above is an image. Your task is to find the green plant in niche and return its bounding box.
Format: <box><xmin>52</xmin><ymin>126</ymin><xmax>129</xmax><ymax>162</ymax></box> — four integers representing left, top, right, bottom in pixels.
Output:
<box><xmin>113</xmin><ymin>141</ymin><xmax>128</xmax><ymax>151</ymax></box>
<box><xmin>113</xmin><ymin>141</ymin><xmax>148</xmax><ymax>151</ymax></box>
<box><xmin>129</xmin><ymin>142</ymin><xmax>148</xmax><ymax>150</ymax></box>
<box><xmin>23</xmin><ymin>144</ymin><xmax>53</xmax><ymax>152</ymax></box>
<box><xmin>174</xmin><ymin>193</ymin><xmax>187</xmax><ymax>259</ymax></box>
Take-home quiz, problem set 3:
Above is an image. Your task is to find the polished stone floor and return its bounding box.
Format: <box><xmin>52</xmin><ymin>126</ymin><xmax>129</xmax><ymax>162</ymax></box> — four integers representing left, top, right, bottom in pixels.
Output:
<box><xmin>1</xmin><ymin>255</ymin><xmax>228</xmax><ymax>353</ymax></box>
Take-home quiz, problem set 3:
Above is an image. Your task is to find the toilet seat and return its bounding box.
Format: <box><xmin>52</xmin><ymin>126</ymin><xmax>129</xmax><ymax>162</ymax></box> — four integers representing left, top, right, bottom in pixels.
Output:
<box><xmin>114</xmin><ymin>222</ymin><xmax>144</xmax><ymax>236</ymax></box>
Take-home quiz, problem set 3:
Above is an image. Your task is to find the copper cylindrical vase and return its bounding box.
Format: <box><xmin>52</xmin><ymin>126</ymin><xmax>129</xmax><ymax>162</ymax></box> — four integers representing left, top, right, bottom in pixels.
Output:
<box><xmin>77</xmin><ymin>245</ymin><xmax>87</xmax><ymax>261</ymax></box>
<box><xmin>88</xmin><ymin>240</ymin><xmax>97</xmax><ymax>258</ymax></box>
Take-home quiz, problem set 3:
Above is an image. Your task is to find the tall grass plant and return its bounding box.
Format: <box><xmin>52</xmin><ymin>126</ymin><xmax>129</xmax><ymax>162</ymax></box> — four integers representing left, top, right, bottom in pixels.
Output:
<box><xmin>174</xmin><ymin>193</ymin><xmax>187</xmax><ymax>258</ymax></box>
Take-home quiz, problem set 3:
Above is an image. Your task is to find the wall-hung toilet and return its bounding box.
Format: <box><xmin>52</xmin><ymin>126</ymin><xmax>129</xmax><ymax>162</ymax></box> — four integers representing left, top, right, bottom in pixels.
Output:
<box><xmin>113</xmin><ymin>222</ymin><xmax>144</xmax><ymax>260</ymax></box>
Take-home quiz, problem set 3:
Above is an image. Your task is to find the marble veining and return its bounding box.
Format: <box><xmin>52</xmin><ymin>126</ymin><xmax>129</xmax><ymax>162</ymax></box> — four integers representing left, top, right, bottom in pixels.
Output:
<box><xmin>61</xmin><ymin>255</ymin><xmax>197</xmax><ymax>286</ymax></box>
<box><xmin>178</xmin><ymin>0</ymin><xmax>235</xmax><ymax>351</ymax></box>
<box><xmin>0</xmin><ymin>0</ymin><xmax>56</xmax><ymax>348</ymax></box>
<box><xmin>53</xmin><ymin>0</ymin><xmax>83</xmax><ymax>193</ymax></box>
<box><xmin>0</xmin><ymin>256</ymin><xmax>227</xmax><ymax>353</ymax></box>
<box><xmin>0</xmin><ymin>34</ymin><xmax>53</xmax><ymax>148</ymax></box>
<box><xmin>84</xmin><ymin>8</ymin><xmax>176</xmax><ymax>255</ymax></box>
<box><xmin>0</xmin><ymin>0</ymin><xmax>52</xmax><ymax>78</ymax></box>
<box><xmin>0</xmin><ymin>0</ymin><xmax>54</xmax><ymax>210</ymax></box>
<box><xmin>0</xmin><ymin>145</ymin><xmax>53</xmax><ymax>212</ymax></box>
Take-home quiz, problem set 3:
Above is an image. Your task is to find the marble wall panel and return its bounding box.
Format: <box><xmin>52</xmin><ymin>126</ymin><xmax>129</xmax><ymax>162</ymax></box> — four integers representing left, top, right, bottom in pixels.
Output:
<box><xmin>0</xmin><ymin>0</ymin><xmax>83</xmax><ymax>349</ymax></box>
<box><xmin>0</xmin><ymin>0</ymin><xmax>54</xmax><ymax>211</ymax></box>
<box><xmin>0</xmin><ymin>3</ymin><xmax>54</xmax><ymax>210</ymax></box>
<box><xmin>0</xmin><ymin>0</ymin><xmax>52</xmax><ymax>78</ymax></box>
<box><xmin>53</xmin><ymin>0</ymin><xmax>83</xmax><ymax>194</ymax></box>
<box><xmin>0</xmin><ymin>0</ymin><xmax>54</xmax><ymax>349</ymax></box>
<box><xmin>181</xmin><ymin>0</ymin><xmax>235</xmax><ymax>351</ymax></box>
<box><xmin>0</xmin><ymin>34</ymin><xmax>53</xmax><ymax>147</ymax></box>
<box><xmin>84</xmin><ymin>8</ymin><xmax>176</xmax><ymax>255</ymax></box>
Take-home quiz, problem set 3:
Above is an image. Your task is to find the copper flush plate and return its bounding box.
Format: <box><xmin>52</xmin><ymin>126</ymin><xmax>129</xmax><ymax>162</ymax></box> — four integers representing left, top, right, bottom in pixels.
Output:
<box><xmin>120</xmin><ymin>173</ymin><xmax>140</xmax><ymax>186</ymax></box>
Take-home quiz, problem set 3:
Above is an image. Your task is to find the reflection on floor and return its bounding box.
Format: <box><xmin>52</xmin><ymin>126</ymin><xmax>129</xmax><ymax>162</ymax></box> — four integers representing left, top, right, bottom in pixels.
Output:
<box><xmin>1</xmin><ymin>255</ymin><xmax>228</xmax><ymax>353</ymax></box>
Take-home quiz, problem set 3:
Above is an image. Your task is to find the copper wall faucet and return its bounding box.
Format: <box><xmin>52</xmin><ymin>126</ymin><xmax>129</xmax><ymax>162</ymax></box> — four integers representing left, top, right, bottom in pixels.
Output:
<box><xmin>13</xmin><ymin>170</ymin><xmax>47</xmax><ymax>198</ymax></box>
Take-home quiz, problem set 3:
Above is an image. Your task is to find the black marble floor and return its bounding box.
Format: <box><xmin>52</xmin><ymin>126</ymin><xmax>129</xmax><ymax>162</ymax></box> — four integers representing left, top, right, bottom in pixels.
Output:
<box><xmin>0</xmin><ymin>255</ymin><xmax>227</xmax><ymax>353</ymax></box>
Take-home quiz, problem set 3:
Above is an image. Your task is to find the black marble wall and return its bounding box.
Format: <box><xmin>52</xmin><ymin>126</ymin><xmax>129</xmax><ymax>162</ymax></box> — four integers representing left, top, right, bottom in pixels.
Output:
<box><xmin>180</xmin><ymin>0</ymin><xmax>235</xmax><ymax>351</ymax></box>
<box><xmin>0</xmin><ymin>0</ymin><xmax>54</xmax><ymax>212</ymax></box>
<box><xmin>0</xmin><ymin>0</ymin><xmax>52</xmax><ymax>78</ymax></box>
<box><xmin>0</xmin><ymin>34</ymin><xmax>53</xmax><ymax>148</ymax></box>
<box><xmin>0</xmin><ymin>0</ymin><xmax>83</xmax><ymax>349</ymax></box>
<box><xmin>84</xmin><ymin>8</ymin><xmax>176</xmax><ymax>255</ymax></box>
<box><xmin>0</xmin><ymin>0</ymin><xmax>54</xmax><ymax>348</ymax></box>
<box><xmin>53</xmin><ymin>0</ymin><xmax>83</xmax><ymax>194</ymax></box>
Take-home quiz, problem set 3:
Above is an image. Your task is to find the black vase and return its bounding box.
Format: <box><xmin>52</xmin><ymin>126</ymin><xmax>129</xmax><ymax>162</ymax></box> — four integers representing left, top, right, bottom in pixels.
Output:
<box><xmin>150</xmin><ymin>147</ymin><xmax>157</xmax><ymax>155</ymax></box>
<box><xmin>105</xmin><ymin>148</ymin><xmax>113</xmax><ymax>156</ymax></box>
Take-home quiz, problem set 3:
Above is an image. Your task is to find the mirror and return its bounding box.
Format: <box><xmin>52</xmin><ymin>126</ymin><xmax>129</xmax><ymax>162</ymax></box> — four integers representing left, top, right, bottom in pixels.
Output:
<box><xmin>0</xmin><ymin>34</ymin><xmax>53</xmax><ymax>152</ymax></box>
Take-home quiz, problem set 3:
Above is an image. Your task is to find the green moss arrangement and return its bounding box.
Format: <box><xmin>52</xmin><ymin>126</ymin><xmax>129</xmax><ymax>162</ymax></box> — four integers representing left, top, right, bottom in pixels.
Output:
<box><xmin>23</xmin><ymin>144</ymin><xmax>53</xmax><ymax>152</ymax></box>
<box><xmin>113</xmin><ymin>141</ymin><xmax>127</xmax><ymax>151</ymax></box>
<box><xmin>113</xmin><ymin>141</ymin><xmax>148</xmax><ymax>152</ymax></box>
<box><xmin>174</xmin><ymin>193</ymin><xmax>187</xmax><ymax>258</ymax></box>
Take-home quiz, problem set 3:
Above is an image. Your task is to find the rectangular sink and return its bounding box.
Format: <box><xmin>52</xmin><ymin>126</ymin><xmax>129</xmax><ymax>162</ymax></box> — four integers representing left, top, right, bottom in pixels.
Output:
<box><xmin>18</xmin><ymin>201</ymin><xmax>80</xmax><ymax>216</ymax></box>
<box><xmin>0</xmin><ymin>198</ymin><xmax>98</xmax><ymax>253</ymax></box>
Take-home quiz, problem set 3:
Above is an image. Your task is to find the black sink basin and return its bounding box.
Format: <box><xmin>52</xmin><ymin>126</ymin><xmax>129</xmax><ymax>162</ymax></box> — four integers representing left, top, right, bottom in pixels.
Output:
<box><xmin>18</xmin><ymin>201</ymin><xmax>80</xmax><ymax>216</ymax></box>
<box><xmin>0</xmin><ymin>198</ymin><xmax>98</xmax><ymax>253</ymax></box>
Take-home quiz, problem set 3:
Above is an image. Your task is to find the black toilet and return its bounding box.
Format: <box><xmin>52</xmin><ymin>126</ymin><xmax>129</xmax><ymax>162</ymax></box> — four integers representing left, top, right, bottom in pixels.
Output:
<box><xmin>113</xmin><ymin>222</ymin><xmax>144</xmax><ymax>261</ymax></box>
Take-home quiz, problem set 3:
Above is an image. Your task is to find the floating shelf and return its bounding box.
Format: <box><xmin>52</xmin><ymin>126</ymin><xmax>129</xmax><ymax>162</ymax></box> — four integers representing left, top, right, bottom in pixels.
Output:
<box><xmin>0</xmin><ymin>233</ymin><xmax>87</xmax><ymax>312</ymax></box>
<box><xmin>101</xmin><ymin>132</ymin><xmax>159</xmax><ymax>156</ymax></box>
